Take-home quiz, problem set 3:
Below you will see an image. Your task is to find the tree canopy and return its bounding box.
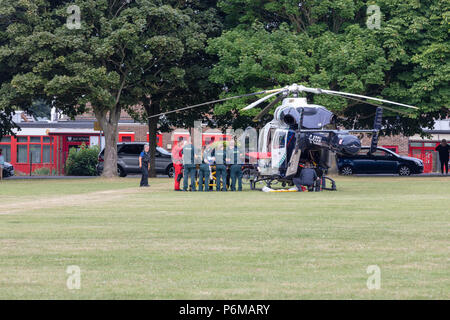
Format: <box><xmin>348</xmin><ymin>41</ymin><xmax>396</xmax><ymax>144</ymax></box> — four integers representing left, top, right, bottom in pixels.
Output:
<box><xmin>207</xmin><ymin>0</ymin><xmax>449</xmax><ymax>134</ymax></box>
<box><xmin>0</xmin><ymin>0</ymin><xmax>221</xmax><ymax>176</ymax></box>
<box><xmin>1</xmin><ymin>0</ymin><xmax>448</xmax><ymax>156</ymax></box>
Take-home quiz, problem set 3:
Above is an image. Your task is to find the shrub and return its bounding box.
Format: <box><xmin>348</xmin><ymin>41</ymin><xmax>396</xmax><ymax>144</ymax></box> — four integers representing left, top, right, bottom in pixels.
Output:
<box><xmin>32</xmin><ymin>167</ymin><xmax>51</xmax><ymax>176</ymax></box>
<box><xmin>65</xmin><ymin>144</ymin><xmax>99</xmax><ymax>176</ymax></box>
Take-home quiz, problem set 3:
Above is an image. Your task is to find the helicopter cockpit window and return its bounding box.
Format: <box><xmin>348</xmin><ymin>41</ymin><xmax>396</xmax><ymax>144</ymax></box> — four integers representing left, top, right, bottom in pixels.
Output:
<box><xmin>278</xmin><ymin>133</ymin><xmax>286</xmax><ymax>149</ymax></box>
<box><xmin>273</xmin><ymin>131</ymin><xmax>286</xmax><ymax>149</ymax></box>
<box><xmin>300</xmin><ymin>107</ymin><xmax>333</xmax><ymax>129</ymax></box>
<box><xmin>323</xmin><ymin>115</ymin><xmax>337</xmax><ymax>130</ymax></box>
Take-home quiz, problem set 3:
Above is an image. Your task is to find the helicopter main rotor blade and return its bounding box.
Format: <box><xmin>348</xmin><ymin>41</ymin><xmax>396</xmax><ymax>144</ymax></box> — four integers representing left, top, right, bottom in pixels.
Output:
<box><xmin>283</xmin><ymin>84</ymin><xmax>418</xmax><ymax>110</ymax></box>
<box><xmin>317</xmin><ymin>89</ymin><xmax>418</xmax><ymax>110</ymax></box>
<box><xmin>147</xmin><ymin>89</ymin><xmax>283</xmax><ymax>118</ymax></box>
<box><xmin>241</xmin><ymin>89</ymin><xmax>285</xmax><ymax>111</ymax></box>
<box><xmin>252</xmin><ymin>92</ymin><xmax>286</xmax><ymax>122</ymax></box>
<box><xmin>325</xmin><ymin>92</ymin><xmax>412</xmax><ymax>116</ymax></box>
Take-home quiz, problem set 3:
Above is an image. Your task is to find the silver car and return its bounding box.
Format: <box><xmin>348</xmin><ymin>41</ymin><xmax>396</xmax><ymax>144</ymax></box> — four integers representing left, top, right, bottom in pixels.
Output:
<box><xmin>97</xmin><ymin>142</ymin><xmax>174</xmax><ymax>177</ymax></box>
<box><xmin>2</xmin><ymin>162</ymin><xmax>14</xmax><ymax>177</ymax></box>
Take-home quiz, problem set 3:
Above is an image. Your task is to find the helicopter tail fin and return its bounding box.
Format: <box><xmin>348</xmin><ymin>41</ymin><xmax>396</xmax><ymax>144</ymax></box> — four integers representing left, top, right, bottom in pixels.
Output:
<box><xmin>370</xmin><ymin>107</ymin><xmax>383</xmax><ymax>154</ymax></box>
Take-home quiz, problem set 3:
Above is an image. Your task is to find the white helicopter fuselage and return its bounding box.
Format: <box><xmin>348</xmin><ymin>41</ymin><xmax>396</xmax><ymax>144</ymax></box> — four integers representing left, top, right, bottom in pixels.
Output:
<box><xmin>258</xmin><ymin>97</ymin><xmax>315</xmax><ymax>176</ymax></box>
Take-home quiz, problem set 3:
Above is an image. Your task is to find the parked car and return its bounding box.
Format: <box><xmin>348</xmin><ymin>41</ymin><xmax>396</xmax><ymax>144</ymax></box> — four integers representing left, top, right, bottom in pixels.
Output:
<box><xmin>337</xmin><ymin>147</ymin><xmax>424</xmax><ymax>176</ymax></box>
<box><xmin>96</xmin><ymin>143</ymin><xmax>174</xmax><ymax>177</ymax></box>
<box><xmin>2</xmin><ymin>162</ymin><xmax>14</xmax><ymax>178</ymax></box>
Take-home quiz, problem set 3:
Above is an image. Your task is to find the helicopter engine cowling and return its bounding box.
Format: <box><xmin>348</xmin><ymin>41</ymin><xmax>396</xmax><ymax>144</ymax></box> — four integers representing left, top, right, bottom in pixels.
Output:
<box><xmin>332</xmin><ymin>134</ymin><xmax>361</xmax><ymax>155</ymax></box>
<box><xmin>279</xmin><ymin>107</ymin><xmax>301</xmax><ymax>127</ymax></box>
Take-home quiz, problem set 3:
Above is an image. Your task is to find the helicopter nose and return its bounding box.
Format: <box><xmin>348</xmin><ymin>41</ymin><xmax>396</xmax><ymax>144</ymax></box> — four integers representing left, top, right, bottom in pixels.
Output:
<box><xmin>341</xmin><ymin>135</ymin><xmax>361</xmax><ymax>155</ymax></box>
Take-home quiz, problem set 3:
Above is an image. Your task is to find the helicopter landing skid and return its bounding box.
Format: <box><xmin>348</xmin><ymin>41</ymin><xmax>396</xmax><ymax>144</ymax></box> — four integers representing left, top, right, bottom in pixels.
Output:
<box><xmin>249</xmin><ymin>175</ymin><xmax>285</xmax><ymax>190</ymax></box>
<box><xmin>250</xmin><ymin>175</ymin><xmax>337</xmax><ymax>191</ymax></box>
<box><xmin>321</xmin><ymin>176</ymin><xmax>337</xmax><ymax>191</ymax></box>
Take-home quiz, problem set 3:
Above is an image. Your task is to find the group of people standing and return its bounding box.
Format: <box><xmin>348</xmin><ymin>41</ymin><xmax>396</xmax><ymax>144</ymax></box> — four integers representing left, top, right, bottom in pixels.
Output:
<box><xmin>172</xmin><ymin>138</ymin><xmax>244</xmax><ymax>192</ymax></box>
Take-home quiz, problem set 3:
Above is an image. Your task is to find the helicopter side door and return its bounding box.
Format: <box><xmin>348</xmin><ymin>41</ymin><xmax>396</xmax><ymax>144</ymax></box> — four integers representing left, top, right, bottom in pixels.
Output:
<box><xmin>257</xmin><ymin>124</ymin><xmax>273</xmax><ymax>175</ymax></box>
<box><xmin>271</xmin><ymin>129</ymin><xmax>288</xmax><ymax>171</ymax></box>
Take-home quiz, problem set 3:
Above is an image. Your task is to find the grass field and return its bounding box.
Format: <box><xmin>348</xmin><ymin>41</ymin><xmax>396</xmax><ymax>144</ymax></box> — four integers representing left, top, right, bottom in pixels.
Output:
<box><xmin>0</xmin><ymin>176</ymin><xmax>448</xmax><ymax>299</ymax></box>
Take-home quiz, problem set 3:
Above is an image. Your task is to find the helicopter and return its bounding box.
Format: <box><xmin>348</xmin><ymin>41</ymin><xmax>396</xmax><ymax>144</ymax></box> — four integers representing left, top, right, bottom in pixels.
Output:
<box><xmin>150</xmin><ymin>83</ymin><xmax>418</xmax><ymax>191</ymax></box>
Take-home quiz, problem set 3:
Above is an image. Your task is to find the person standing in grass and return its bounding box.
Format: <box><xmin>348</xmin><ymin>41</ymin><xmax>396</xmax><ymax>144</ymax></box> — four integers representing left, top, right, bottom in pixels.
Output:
<box><xmin>435</xmin><ymin>139</ymin><xmax>449</xmax><ymax>175</ymax></box>
<box><xmin>139</xmin><ymin>144</ymin><xmax>150</xmax><ymax>187</ymax></box>
<box><xmin>214</xmin><ymin>141</ymin><xmax>227</xmax><ymax>192</ymax></box>
<box><xmin>229</xmin><ymin>139</ymin><xmax>244</xmax><ymax>191</ymax></box>
<box><xmin>198</xmin><ymin>146</ymin><xmax>210</xmax><ymax>192</ymax></box>
<box><xmin>182</xmin><ymin>139</ymin><xmax>197</xmax><ymax>192</ymax></box>
<box><xmin>0</xmin><ymin>149</ymin><xmax>4</xmax><ymax>181</ymax></box>
<box><xmin>172</xmin><ymin>137</ymin><xmax>185</xmax><ymax>191</ymax></box>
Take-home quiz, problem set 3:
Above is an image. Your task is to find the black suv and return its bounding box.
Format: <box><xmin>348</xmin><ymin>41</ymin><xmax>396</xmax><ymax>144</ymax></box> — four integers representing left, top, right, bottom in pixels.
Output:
<box><xmin>97</xmin><ymin>142</ymin><xmax>174</xmax><ymax>177</ymax></box>
<box><xmin>337</xmin><ymin>147</ymin><xmax>424</xmax><ymax>176</ymax></box>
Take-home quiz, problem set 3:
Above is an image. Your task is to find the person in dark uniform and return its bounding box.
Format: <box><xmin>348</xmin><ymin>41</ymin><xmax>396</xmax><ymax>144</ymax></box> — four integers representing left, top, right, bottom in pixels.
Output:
<box><xmin>139</xmin><ymin>144</ymin><xmax>150</xmax><ymax>187</ymax></box>
<box><xmin>198</xmin><ymin>146</ymin><xmax>210</xmax><ymax>192</ymax></box>
<box><xmin>182</xmin><ymin>140</ymin><xmax>197</xmax><ymax>191</ymax></box>
<box><xmin>435</xmin><ymin>139</ymin><xmax>450</xmax><ymax>175</ymax></box>
<box><xmin>293</xmin><ymin>161</ymin><xmax>318</xmax><ymax>191</ymax></box>
<box><xmin>214</xmin><ymin>142</ymin><xmax>227</xmax><ymax>191</ymax></box>
<box><xmin>229</xmin><ymin>142</ymin><xmax>244</xmax><ymax>191</ymax></box>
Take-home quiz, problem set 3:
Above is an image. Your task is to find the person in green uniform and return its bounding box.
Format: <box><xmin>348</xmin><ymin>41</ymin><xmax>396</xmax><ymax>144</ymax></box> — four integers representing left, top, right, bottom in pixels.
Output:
<box><xmin>214</xmin><ymin>142</ymin><xmax>227</xmax><ymax>192</ymax></box>
<box><xmin>182</xmin><ymin>140</ymin><xmax>197</xmax><ymax>191</ymax></box>
<box><xmin>229</xmin><ymin>140</ymin><xmax>244</xmax><ymax>191</ymax></box>
<box><xmin>198</xmin><ymin>146</ymin><xmax>211</xmax><ymax>192</ymax></box>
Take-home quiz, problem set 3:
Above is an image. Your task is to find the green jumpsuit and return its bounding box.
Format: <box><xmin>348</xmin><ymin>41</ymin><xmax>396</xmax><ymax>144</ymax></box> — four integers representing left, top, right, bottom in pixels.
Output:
<box><xmin>229</xmin><ymin>146</ymin><xmax>243</xmax><ymax>191</ymax></box>
<box><xmin>215</xmin><ymin>148</ymin><xmax>227</xmax><ymax>191</ymax></box>
<box><xmin>182</xmin><ymin>143</ymin><xmax>196</xmax><ymax>191</ymax></box>
<box><xmin>198</xmin><ymin>163</ymin><xmax>210</xmax><ymax>192</ymax></box>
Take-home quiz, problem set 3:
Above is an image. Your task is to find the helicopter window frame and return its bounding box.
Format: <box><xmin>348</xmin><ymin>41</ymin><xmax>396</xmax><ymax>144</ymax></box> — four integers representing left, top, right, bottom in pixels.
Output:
<box><xmin>267</xmin><ymin>128</ymin><xmax>276</xmax><ymax>150</ymax></box>
<box><xmin>322</xmin><ymin>115</ymin><xmax>337</xmax><ymax>130</ymax></box>
<box><xmin>279</xmin><ymin>133</ymin><xmax>286</xmax><ymax>149</ymax></box>
<box><xmin>300</xmin><ymin>107</ymin><xmax>334</xmax><ymax>129</ymax></box>
<box><xmin>258</xmin><ymin>128</ymin><xmax>265</xmax><ymax>153</ymax></box>
<box><xmin>273</xmin><ymin>131</ymin><xmax>287</xmax><ymax>149</ymax></box>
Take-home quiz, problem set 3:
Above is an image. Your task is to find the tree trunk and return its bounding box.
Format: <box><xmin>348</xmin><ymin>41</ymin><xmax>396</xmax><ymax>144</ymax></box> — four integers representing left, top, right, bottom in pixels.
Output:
<box><xmin>144</xmin><ymin>98</ymin><xmax>159</xmax><ymax>178</ymax></box>
<box><xmin>147</xmin><ymin>116</ymin><xmax>158</xmax><ymax>178</ymax></box>
<box><xmin>95</xmin><ymin>106</ymin><xmax>121</xmax><ymax>178</ymax></box>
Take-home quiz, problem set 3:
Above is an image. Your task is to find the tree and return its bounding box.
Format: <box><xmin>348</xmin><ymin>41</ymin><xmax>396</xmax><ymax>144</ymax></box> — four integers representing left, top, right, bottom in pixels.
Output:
<box><xmin>0</xmin><ymin>0</ymin><xmax>36</xmax><ymax>137</ymax></box>
<box><xmin>374</xmin><ymin>0</ymin><xmax>450</xmax><ymax>135</ymax></box>
<box><xmin>126</xmin><ymin>0</ymin><xmax>223</xmax><ymax>177</ymax></box>
<box><xmin>0</xmin><ymin>0</ymin><xmax>87</xmax><ymax>137</ymax></box>
<box><xmin>1</xmin><ymin>0</ymin><xmax>208</xmax><ymax>176</ymax></box>
<box><xmin>29</xmin><ymin>99</ymin><xmax>52</xmax><ymax>120</ymax></box>
<box><xmin>208</xmin><ymin>0</ymin><xmax>449</xmax><ymax>135</ymax></box>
